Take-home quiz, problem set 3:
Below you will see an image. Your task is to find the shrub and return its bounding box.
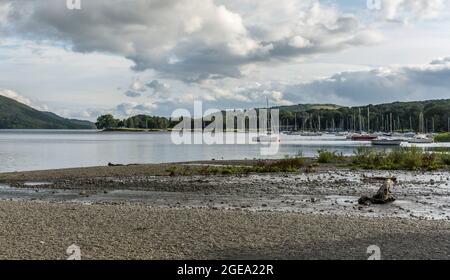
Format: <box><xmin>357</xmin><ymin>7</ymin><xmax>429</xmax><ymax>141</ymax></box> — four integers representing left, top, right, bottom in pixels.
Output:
<box><xmin>256</xmin><ymin>156</ymin><xmax>305</xmax><ymax>172</ymax></box>
<box><xmin>434</xmin><ymin>133</ymin><xmax>450</xmax><ymax>143</ymax></box>
<box><xmin>439</xmin><ymin>153</ymin><xmax>450</xmax><ymax>165</ymax></box>
<box><xmin>352</xmin><ymin>147</ymin><xmax>444</xmax><ymax>171</ymax></box>
<box><xmin>318</xmin><ymin>150</ymin><xmax>343</xmax><ymax>163</ymax></box>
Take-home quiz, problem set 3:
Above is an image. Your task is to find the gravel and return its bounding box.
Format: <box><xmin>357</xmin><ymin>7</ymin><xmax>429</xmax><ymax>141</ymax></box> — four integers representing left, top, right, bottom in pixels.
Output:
<box><xmin>0</xmin><ymin>201</ymin><xmax>449</xmax><ymax>260</ymax></box>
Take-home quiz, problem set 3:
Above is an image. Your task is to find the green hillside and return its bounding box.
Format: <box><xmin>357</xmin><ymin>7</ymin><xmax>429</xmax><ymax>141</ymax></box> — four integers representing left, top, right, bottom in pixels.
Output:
<box><xmin>0</xmin><ymin>95</ymin><xmax>96</xmax><ymax>129</ymax></box>
<box><xmin>278</xmin><ymin>99</ymin><xmax>450</xmax><ymax>132</ymax></box>
<box><xmin>94</xmin><ymin>98</ymin><xmax>450</xmax><ymax>133</ymax></box>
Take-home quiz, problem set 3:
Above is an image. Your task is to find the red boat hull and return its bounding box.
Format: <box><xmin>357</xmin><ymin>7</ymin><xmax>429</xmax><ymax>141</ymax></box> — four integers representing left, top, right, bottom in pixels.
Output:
<box><xmin>352</xmin><ymin>135</ymin><xmax>377</xmax><ymax>141</ymax></box>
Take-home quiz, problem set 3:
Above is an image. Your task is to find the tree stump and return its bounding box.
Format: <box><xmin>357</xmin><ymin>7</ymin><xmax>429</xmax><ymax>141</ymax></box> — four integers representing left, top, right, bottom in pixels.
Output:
<box><xmin>359</xmin><ymin>179</ymin><xmax>396</xmax><ymax>205</ymax></box>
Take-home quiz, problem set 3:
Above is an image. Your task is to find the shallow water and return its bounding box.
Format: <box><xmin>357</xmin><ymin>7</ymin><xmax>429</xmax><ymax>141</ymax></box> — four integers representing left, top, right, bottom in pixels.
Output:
<box><xmin>0</xmin><ymin>130</ymin><xmax>449</xmax><ymax>172</ymax></box>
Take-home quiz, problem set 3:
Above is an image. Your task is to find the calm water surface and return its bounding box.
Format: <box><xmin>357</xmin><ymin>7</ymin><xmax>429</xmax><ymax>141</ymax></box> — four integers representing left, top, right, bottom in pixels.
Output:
<box><xmin>0</xmin><ymin>130</ymin><xmax>448</xmax><ymax>172</ymax></box>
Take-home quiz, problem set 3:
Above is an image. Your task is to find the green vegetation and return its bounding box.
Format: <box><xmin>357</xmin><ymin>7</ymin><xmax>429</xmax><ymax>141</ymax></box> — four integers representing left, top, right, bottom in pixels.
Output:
<box><xmin>95</xmin><ymin>114</ymin><xmax>118</xmax><ymax>129</ymax></box>
<box><xmin>0</xmin><ymin>95</ymin><xmax>95</xmax><ymax>129</ymax></box>
<box><xmin>96</xmin><ymin>114</ymin><xmax>172</xmax><ymax>130</ymax></box>
<box><xmin>162</xmin><ymin>147</ymin><xmax>450</xmax><ymax>177</ymax></box>
<box><xmin>165</xmin><ymin>156</ymin><xmax>306</xmax><ymax>176</ymax></box>
<box><xmin>95</xmin><ymin>99</ymin><xmax>450</xmax><ymax>132</ymax></box>
<box><xmin>277</xmin><ymin>99</ymin><xmax>450</xmax><ymax>133</ymax></box>
<box><xmin>434</xmin><ymin>133</ymin><xmax>450</xmax><ymax>143</ymax></box>
<box><xmin>317</xmin><ymin>150</ymin><xmax>344</xmax><ymax>163</ymax></box>
<box><xmin>352</xmin><ymin>147</ymin><xmax>450</xmax><ymax>171</ymax></box>
<box><xmin>254</xmin><ymin>156</ymin><xmax>306</xmax><ymax>172</ymax></box>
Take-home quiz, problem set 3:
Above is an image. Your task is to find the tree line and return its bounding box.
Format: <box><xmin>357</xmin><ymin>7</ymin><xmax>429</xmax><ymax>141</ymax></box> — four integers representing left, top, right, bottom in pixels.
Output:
<box><xmin>95</xmin><ymin>114</ymin><xmax>173</xmax><ymax>130</ymax></box>
<box><xmin>95</xmin><ymin>99</ymin><xmax>450</xmax><ymax>133</ymax></box>
<box><xmin>278</xmin><ymin>99</ymin><xmax>450</xmax><ymax>133</ymax></box>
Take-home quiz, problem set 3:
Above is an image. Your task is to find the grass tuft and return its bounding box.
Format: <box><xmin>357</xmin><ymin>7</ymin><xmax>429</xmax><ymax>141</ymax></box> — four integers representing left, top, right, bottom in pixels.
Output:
<box><xmin>352</xmin><ymin>147</ymin><xmax>450</xmax><ymax>171</ymax></box>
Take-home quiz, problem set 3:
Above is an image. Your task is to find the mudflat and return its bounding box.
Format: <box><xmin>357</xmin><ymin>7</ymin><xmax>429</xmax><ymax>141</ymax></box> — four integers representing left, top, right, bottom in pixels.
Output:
<box><xmin>0</xmin><ymin>161</ymin><xmax>449</xmax><ymax>259</ymax></box>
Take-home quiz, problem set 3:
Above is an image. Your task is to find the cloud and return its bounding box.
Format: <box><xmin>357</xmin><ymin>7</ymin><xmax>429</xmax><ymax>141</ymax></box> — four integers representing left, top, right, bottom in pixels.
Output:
<box><xmin>146</xmin><ymin>80</ymin><xmax>170</xmax><ymax>97</ymax></box>
<box><xmin>378</xmin><ymin>0</ymin><xmax>448</xmax><ymax>23</ymax></box>
<box><xmin>60</xmin><ymin>56</ymin><xmax>450</xmax><ymax>119</ymax></box>
<box><xmin>61</xmin><ymin>101</ymin><xmax>158</xmax><ymax>120</ymax></box>
<box><xmin>113</xmin><ymin>102</ymin><xmax>157</xmax><ymax>117</ymax></box>
<box><xmin>123</xmin><ymin>78</ymin><xmax>147</xmax><ymax>98</ymax></box>
<box><xmin>0</xmin><ymin>1</ymin><xmax>10</xmax><ymax>26</ymax></box>
<box><xmin>124</xmin><ymin>90</ymin><xmax>142</xmax><ymax>98</ymax></box>
<box><xmin>282</xmin><ymin>58</ymin><xmax>450</xmax><ymax>105</ymax></box>
<box><xmin>0</xmin><ymin>88</ymin><xmax>48</xmax><ymax>111</ymax></box>
<box><xmin>430</xmin><ymin>57</ymin><xmax>450</xmax><ymax>65</ymax></box>
<box><xmin>3</xmin><ymin>0</ymin><xmax>380</xmax><ymax>82</ymax></box>
<box><xmin>130</xmin><ymin>79</ymin><xmax>146</xmax><ymax>92</ymax></box>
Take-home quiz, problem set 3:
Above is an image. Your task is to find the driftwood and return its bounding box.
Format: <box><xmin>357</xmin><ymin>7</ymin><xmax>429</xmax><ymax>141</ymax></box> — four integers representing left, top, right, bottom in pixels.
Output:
<box><xmin>107</xmin><ymin>163</ymin><xmax>139</xmax><ymax>167</ymax></box>
<box><xmin>359</xmin><ymin>179</ymin><xmax>396</xmax><ymax>205</ymax></box>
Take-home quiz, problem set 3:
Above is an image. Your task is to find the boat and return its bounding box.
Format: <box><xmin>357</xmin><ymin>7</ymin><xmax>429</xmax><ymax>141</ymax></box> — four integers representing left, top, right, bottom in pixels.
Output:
<box><xmin>335</xmin><ymin>132</ymin><xmax>348</xmax><ymax>137</ymax></box>
<box><xmin>300</xmin><ymin>132</ymin><xmax>322</xmax><ymax>137</ymax></box>
<box><xmin>403</xmin><ymin>132</ymin><xmax>416</xmax><ymax>138</ymax></box>
<box><xmin>372</xmin><ymin>138</ymin><xmax>403</xmax><ymax>146</ymax></box>
<box><xmin>351</xmin><ymin>134</ymin><xmax>378</xmax><ymax>141</ymax></box>
<box><xmin>253</xmin><ymin>97</ymin><xmax>280</xmax><ymax>143</ymax></box>
<box><xmin>407</xmin><ymin>134</ymin><xmax>433</xmax><ymax>144</ymax></box>
<box><xmin>253</xmin><ymin>134</ymin><xmax>280</xmax><ymax>143</ymax></box>
<box><xmin>284</xmin><ymin>131</ymin><xmax>301</xmax><ymax>136</ymax></box>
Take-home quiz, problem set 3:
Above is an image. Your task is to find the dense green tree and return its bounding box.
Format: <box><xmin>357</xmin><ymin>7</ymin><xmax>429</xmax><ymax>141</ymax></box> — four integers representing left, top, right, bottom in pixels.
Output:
<box><xmin>95</xmin><ymin>114</ymin><xmax>119</xmax><ymax>129</ymax></box>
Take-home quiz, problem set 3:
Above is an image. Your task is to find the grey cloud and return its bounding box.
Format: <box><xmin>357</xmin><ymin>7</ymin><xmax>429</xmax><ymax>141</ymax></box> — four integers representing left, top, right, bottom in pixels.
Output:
<box><xmin>114</xmin><ymin>102</ymin><xmax>156</xmax><ymax>117</ymax></box>
<box><xmin>283</xmin><ymin>58</ymin><xmax>450</xmax><ymax>106</ymax></box>
<box><xmin>2</xmin><ymin>0</ymin><xmax>380</xmax><ymax>82</ymax></box>
<box><xmin>430</xmin><ymin>57</ymin><xmax>450</xmax><ymax>65</ymax></box>
<box><xmin>124</xmin><ymin>90</ymin><xmax>142</xmax><ymax>98</ymax></box>
<box><xmin>146</xmin><ymin>80</ymin><xmax>170</xmax><ymax>96</ymax></box>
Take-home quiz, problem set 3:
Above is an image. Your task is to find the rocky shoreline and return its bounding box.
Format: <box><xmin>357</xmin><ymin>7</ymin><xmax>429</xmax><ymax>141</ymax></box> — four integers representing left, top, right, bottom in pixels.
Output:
<box><xmin>0</xmin><ymin>161</ymin><xmax>449</xmax><ymax>259</ymax></box>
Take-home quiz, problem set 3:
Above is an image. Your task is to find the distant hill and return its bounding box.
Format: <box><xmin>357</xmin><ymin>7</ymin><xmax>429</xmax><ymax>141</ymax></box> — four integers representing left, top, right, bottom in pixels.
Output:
<box><xmin>277</xmin><ymin>99</ymin><xmax>450</xmax><ymax>132</ymax></box>
<box><xmin>0</xmin><ymin>95</ymin><xmax>96</xmax><ymax>129</ymax></box>
<box><xmin>91</xmin><ymin>98</ymin><xmax>450</xmax><ymax>133</ymax></box>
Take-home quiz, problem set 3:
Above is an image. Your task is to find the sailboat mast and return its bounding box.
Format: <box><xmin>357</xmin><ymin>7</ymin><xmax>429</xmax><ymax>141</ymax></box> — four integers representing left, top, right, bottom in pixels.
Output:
<box><xmin>266</xmin><ymin>97</ymin><xmax>270</xmax><ymax>133</ymax></box>
<box><xmin>358</xmin><ymin>108</ymin><xmax>362</xmax><ymax>132</ymax></box>
<box><xmin>318</xmin><ymin>114</ymin><xmax>321</xmax><ymax>132</ymax></box>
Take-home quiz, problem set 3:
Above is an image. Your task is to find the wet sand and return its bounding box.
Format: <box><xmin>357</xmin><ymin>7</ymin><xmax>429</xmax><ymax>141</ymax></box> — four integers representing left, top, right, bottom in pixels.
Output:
<box><xmin>0</xmin><ymin>161</ymin><xmax>449</xmax><ymax>259</ymax></box>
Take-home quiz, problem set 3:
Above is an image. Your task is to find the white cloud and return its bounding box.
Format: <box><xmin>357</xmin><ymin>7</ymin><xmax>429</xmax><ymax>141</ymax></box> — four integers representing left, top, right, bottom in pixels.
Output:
<box><xmin>2</xmin><ymin>0</ymin><xmax>380</xmax><ymax>82</ymax></box>
<box><xmin>0</xmin><ymin>1</ymin><xmax>10</xmax><ymax>26</ymax></box>
<box><xmin>130</xmin><ymin>79</ymin><xmax>146</xmax><ymax>92</ymax></box>
<box><xmin>123</xmin><ymin>78</ymin><xmax>147</xmax><ymax>98</ymax></box>
<box><xmin>379</xmin><ymin>0</ymin><xmax>448</xmax><ymax>23</ymax></box>
<box><xmin>60</xmin><ymin>101</ymin><xmax>158</xmax><ymax>120</ymax></box>
<box><xmin>113</xmin><ymin>102</ymin><xmax>157</xmax><ymax>117</ymax></box>
<box><xmin>282</xmin><ymin>58</ymin><xmax>450</xmax><ymax>105</ymax></box>
<box><xmin>0</xmin><ymin>88</ymin><xmax>48</xmax><ymax>111</ymax></box>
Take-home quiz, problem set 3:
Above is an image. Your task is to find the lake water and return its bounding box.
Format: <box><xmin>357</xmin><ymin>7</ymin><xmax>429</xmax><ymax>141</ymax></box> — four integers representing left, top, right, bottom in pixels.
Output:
<box><xmin>0</xmin><ymin>130</ymin><xmax>448</xmax><ymax>172</ymax></box>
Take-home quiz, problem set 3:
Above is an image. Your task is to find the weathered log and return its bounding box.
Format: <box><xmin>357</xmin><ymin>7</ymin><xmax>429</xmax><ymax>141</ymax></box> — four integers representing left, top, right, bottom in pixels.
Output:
<box><xmin>359</xmin><ymin>179</ymin><xmax>396</xmax><ymax>205</ymax></box>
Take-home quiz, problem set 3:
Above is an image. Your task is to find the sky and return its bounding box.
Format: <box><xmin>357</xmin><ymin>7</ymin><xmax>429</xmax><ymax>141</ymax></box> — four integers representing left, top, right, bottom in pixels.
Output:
<box><xmin>1</xmin><ymin>0</ymin><xmax>450</xmax><ymax>121</ymax></box>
